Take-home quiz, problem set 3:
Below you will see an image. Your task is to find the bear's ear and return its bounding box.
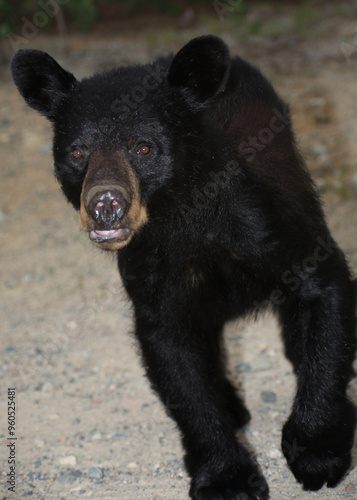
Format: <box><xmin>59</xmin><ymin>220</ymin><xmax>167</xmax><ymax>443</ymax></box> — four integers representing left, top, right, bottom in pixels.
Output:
<box><xmin>11</xmin><ymin>49</ymin><xmax>77</xmax><ymax>119</ymax></box>
<box><xmin>167</xmin><ymin>35</ymin><xmax>231</xmax><ymax>103</ymax></box>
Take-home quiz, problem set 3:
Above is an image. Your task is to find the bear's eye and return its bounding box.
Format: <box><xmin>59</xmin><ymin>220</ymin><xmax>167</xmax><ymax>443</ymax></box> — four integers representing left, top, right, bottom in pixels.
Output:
<box><xmin>72</xmin><ymin>149</ymin><xmax>84</xmax><ymax>160</ymax></box>
<box><xmin>137</xmin><ymin>145</ymin><xmax>151</xmax><ymax>156</ymax></box>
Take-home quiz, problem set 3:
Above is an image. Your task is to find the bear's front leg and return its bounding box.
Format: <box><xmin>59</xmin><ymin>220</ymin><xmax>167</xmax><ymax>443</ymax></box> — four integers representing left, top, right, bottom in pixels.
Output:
<box><xmin>134</xmin><ymin>313</ymin><xmax>269</xmax><ymax>500</ymax></box>
<box><xmin>279</xmin><ymin>265</ymin><xmax>356</xmax><ymax>491</ymax></box>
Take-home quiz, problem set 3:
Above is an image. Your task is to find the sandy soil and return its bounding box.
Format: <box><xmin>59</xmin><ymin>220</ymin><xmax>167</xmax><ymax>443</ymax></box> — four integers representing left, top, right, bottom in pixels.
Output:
<box><xmin>1</xmin><ymin>5</ymin><xmax>357</xmax><ymax>499</ymax></box>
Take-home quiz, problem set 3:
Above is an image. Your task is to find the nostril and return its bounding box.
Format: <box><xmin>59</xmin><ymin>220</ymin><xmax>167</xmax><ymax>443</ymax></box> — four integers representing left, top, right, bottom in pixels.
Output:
<box><xmin>94</xmin><ymin>201</ymin><xmax>104</xmax><ymax>220</ymax></box>
<box><xmin>111</xmin><ymin>199</ymin><xmax>125</xmax><ymax>219</ymax></box>
<box><xmin>110</xmin><ymin>198</ymin><xmax>126</xmax><ymax>219</ymax></box>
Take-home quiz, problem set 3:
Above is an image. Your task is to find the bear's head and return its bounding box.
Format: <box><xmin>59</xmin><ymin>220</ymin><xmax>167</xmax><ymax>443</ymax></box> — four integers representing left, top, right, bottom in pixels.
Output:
<box><xmin>11</xmin><ymin>36</ymin><xmax>231</xmax><ymax>250</ymax></box>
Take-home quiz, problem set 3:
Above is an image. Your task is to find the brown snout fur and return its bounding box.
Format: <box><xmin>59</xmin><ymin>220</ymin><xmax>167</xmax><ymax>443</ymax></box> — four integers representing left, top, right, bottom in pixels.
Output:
<box><xmin>80</xmin><ymin>150</ymin><xmax>148</xmax><ymax>250</ymax></box>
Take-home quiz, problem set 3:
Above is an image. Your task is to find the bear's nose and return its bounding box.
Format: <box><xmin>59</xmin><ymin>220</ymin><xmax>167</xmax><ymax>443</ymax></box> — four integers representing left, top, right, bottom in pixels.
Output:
<box><xmin>87</xmin><ymin>188</ymin><xmax>128</xmax><ymax>228</ymax></box>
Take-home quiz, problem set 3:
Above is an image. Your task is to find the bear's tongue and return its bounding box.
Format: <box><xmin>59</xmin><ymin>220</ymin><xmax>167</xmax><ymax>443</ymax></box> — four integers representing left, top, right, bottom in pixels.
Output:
<box><xmin>89</xmin><ymin>228</ymin><xmax>130</xmax><ymax>242</ymax></box>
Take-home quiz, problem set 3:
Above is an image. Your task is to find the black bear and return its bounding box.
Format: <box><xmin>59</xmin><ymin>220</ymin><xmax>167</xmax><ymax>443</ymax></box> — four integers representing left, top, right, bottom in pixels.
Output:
<box><xmin>11</xmin><ymin>35</ymin><xmax>356</xmax><ymax>499</ymax></box>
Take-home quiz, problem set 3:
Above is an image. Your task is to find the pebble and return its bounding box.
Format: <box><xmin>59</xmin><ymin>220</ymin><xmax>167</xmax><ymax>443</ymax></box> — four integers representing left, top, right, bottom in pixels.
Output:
<box><xmin>27</xmin><ymin>471</ymin><xmax>42</xmax><ymax>480</ymax></box>
<box><xmin>111</xmin><ymin>432</ymin><xmax>128</xmax><ymax>440</ymax></box>
<box><xmin>308</xmin><ymin>97</ymin><xmax>326</xmax><ymax>108</ymax></box>
<box><xmin>345</xmin><ymin>483</ymin><xmax>357</xmax><ymax>494</ymax></box>
<box><xmin>258</xmin><ymin>342</ymin><xmax>269</xmax><ymax>351</ymax></box>
<box><xmin>34</xmin><ymin>438</ymin><xmax>45</xmax><ymax>448</ymax></box>
<box><xmin>309</xmin><ymin>144</ymin><xmax>330</xmax><ymax>164</ymax></box>
<box><xmin>88</xmin><ymin>467</ymin><xmax>104</xmax><ymax>479</ymax></box>
<box><xmin>58</xmin><ymin>455</ymin><xmax>77</xmax><ymax>466</ymax></box>
<box><xmin>268</xmin><ymin>411</ymin><xmax>280</xmax><ymax>420</ymax></box>
<box><xmin>268</xmin><ymin>448</ymin><xmax>282</xmax><ymax>459</ymax></box>
<box><xmin>127</xmin><ymin>461</ymin><xmax>138</xmax><ymax>469</ymax></box>
<box><xmin>235</xmin><ymin>362</ymin><xmax>251</xmax><ymax>373</ymax></box>
<box><xmin>57</xmin><ymin>470</ymin><xmax>82</xmax><ymax>485</ymax></box>
<box><xmin>261</xmin><ymin>391</ymin><xmax>277</xmax><ymax>403</ymax></box>
<box><xmin>67</xmin><ymin>320</ymin><xmax>78</xmax><ymax>331</ymax></box>
<box><xmin>250</xmin><ymin>357</ymin><xmax>272</xmax><ymax>372</ymax></box>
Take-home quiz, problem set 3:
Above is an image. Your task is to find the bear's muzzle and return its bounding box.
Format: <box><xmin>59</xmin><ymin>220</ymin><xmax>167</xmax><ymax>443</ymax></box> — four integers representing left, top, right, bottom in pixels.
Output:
<box><xmin>80</xmin><ymin>150</ymin><xmax>148</xmax><ymax>251</ymax></box>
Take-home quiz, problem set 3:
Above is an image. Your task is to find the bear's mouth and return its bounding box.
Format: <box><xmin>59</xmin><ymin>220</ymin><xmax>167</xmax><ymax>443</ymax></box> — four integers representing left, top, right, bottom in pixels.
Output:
<box><xmin>89</xmin><ymin>227</ymin><xmax>131</xmax><ymax>244</ymax></box>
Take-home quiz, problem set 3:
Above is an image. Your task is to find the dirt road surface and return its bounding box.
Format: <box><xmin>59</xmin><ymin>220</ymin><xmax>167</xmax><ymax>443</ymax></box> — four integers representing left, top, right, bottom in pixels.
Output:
<box><xmin>1</xmin><ymin>5</ymin><xmax>357</xmax><ymax>499</ymax></box>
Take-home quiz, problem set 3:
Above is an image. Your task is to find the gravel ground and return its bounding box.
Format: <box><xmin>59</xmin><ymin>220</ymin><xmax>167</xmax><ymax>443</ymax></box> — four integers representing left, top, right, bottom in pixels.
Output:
<box><xmin>1</xmin><ymin>5</ymin><xmax>357</xmax><ymax>499</ymax></box>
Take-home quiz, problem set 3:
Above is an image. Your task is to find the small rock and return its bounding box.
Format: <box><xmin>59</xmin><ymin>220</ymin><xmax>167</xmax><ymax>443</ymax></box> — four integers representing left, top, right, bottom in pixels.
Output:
<box><xmin>269</xmin><ymin>411</ymin><xmax>280</xmax><ymax>420</ymax></box>
<box><xmin>261</xmin><ymin>391</ymin><xmax>277</xmax><ymax>403</ymax></box>
<box><xmin>92</xmin><ymin>431</ymin><xmax>102</xmax><ymax>440</ymax></box>
<box><xmin>250</xmin><ymin>357</ymin><xmax>272</xmax><ymax>372</ymax></box>
<box><xmin>345</xmin><ymin>483</ymin><xmax>357</xmax><ymax>494</ymax></box>
<box><xmin>154</xmin><ymin>463</ymin><xmax>161</xmax><ymax>475</ymax></box>
<box><xmin>67</xmin><ymin>320</ymin><xmax>77</xmax><ymax>331</ymax></box>
<box><xmin>308</xmin><ymin>97</ymin><xmax>326</xmax><ymax>108</ymax></box>
<box><xmin>42</xmin><ymin>381</ymin><xmax>53</xmax><ymax>392</ymax></box>
<box><xmin>268</xmin><ymin>448</ymin><xmax>282</xmax><ymax>459</ymax></box>
<box><xmin>57</xmin><ymin>470</ymin><xmax>82</xmax><ymax>485</ymax></box>
<box><xmin>235</xmin><ymin>362</ymin><xmax>251</xmax><ymax>373</ymax></box>
<box><xmin>58</xmin><ymin>455</ymin><xmax>77</xmax><ymax>466</ymax></box>
<box><xmin>310</xmin><ymin>144</ymin><xmax>329</xmax><ymax>164</ymax></box>
<box><xmin>27</xmin><ymin>471</ymin><xmax>43</xmax><ymax>480</ymax></box>
<box><xmin>111</xmin><ymin>432</ymin><xmax>128</xmax><ymax>440</ymax></box>
<box><xmin>258</xmin><ymin>342</ymin><xmax>269</xmax><ymax>351</ymax></box>
<box><xmin>127</xmin><ymin>461</ymin><xmax>138</xmax><ymax>469</ymax></box>
<box><xmin>88</xmin><ymin>467</ymin><xmax>104</xmax><ymax>479</ymax></box>
<box><xmin>34</xmin><ymin>438</ymin><xmax>45</xmax><ymax>448</ymax></box>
